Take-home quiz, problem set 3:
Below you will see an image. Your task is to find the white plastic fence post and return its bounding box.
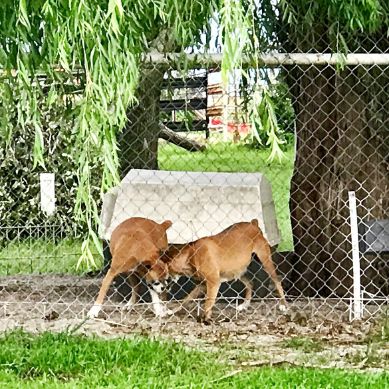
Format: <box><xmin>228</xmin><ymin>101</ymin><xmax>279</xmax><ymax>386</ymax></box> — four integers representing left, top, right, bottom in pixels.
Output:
<box><xmin>348</xmin><ymin>191</ymin><xmax>363</xmax><ymax>320</ymax></box>
<box><xmin>40</xmin><ymin>173</ymin><xmax>56</xmax><ymax>216</ymax></box>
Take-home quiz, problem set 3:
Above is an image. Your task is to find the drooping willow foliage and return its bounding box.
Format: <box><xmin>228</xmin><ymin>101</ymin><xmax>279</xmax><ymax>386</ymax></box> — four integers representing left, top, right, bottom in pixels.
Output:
<box><xmin>0</xmin><ymin>0</ymin><xmax>223</xmax><ymax>264</ymax></box>
<box><xmin>279</xmin><ymin>0</ymin><xmax>386</xmax><ymax>51</ymax></box>
<box><xmin>0</xmin><ymin>0</ymin><xmax>387</xmax><ymax>267</ymax></box>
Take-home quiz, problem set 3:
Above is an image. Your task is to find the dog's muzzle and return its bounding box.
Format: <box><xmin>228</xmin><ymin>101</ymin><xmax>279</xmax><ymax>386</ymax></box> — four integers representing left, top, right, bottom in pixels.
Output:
<box><xmin>149</xmin><ymin>280</ymin><xmax>168</xmax><ymax>294</ymax></box>
<box><xmin>149</xmin><ymin>276</ymin><xmax>181</xmax><ymax>294</ymax></box>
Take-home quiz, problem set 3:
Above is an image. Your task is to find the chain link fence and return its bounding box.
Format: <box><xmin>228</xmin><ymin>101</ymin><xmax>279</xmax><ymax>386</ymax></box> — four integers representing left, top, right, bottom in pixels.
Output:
<box><xmin>0</xmin><ymin>53</ymin><xmax>388</xmax><ymax>335</ymax></box>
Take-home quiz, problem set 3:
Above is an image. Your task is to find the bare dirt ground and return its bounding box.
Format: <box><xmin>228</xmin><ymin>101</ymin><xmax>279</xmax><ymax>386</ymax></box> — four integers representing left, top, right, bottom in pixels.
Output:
<box><xmin>0</xmin><ymin>274</ymin><xmax>388</xmax><ymax>371</ymax></box>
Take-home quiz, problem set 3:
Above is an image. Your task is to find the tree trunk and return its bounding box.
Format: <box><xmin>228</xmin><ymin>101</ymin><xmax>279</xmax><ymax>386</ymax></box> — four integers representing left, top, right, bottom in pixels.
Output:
<box><xmin>287</xmin><ymin>64</ymin><xmax>389</xmax><ymax>297</ymax></box>
<box><xmin>119</xmin><ymin>65</ymin><xmax>165</xmax><ymax>178</ymax></box>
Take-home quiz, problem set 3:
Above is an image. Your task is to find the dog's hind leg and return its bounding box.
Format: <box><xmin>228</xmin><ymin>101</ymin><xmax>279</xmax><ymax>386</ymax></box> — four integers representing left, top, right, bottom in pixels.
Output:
<box><xmin>236</xmin><ymin>275</ymin><xmax>252</xmax><ymax>311</ymax></box>
<box><xmin>87</xmin><ymin>268</ymin><xmax>119</xmax><ymax>318</ymax></box>
<box><xmin>253</xmin><ymin>241</ymin><xmax>287</xmax><ymax>312</ymax></box>
<box><xmin>88</xmin><ymin>256</ymin><xmax>137</xmax><ymax>319</ymax></box>
<box><xmin>202</xmin><ymin>278</ymin><xmax>221</xmax><ymax>324</ymax></box>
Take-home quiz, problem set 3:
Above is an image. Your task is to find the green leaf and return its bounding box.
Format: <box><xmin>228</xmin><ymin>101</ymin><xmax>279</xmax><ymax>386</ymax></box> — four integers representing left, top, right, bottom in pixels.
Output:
<box><xmin>33</xmin><ymin>126</ymin><xmax>45</xmax><ymax>169</ymax></box>
<box><xmin>18</xmin><ymin>0</ymin><xmax>31</xmax><ymax>29</ymax></box>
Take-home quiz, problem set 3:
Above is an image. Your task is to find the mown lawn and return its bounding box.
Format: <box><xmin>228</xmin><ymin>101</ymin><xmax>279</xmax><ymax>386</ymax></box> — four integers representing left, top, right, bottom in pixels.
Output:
<box><xmin>0</xmin><ymin>141</ymin><xmax>294</xmax><ymax>275</ymax></box>
<box><xmin>0</xmin><ymin>238</ymin><xmax>100</xmax><ymax>275</ymax></box>
<box><xmin>0</xmin><ymin>331</ymin><xmax>387</xmax><ymax>388</ymax></box>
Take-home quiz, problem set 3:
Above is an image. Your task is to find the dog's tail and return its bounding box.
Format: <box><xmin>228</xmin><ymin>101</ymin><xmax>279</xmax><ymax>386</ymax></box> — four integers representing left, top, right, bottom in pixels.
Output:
<box><xmin>251</xmin><ymin>218</ymin><xmax>264</xmax><ymax>235</ymax></box>
<box><xmin>251</xmin><ymin>219</ymin><xmax>259</xmax><ymax>227</ymax></box>
<box><xmin>161</xmin><ymin>220</ymin><xmax>173</xmax><ymax>230</ymax></box>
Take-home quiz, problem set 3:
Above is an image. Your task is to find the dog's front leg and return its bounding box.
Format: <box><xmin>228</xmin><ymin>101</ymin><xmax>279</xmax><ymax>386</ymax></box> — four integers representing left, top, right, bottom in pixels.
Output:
<box><xmin>149</xmin><ymin>289</ymin><xmax>173</xmax><ymax>317</ymax></box>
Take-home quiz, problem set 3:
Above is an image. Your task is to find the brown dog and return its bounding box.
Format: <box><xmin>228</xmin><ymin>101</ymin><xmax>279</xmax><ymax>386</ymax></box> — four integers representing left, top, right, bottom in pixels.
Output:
<box><xmin>87</xmin><ymin>217</ymin><xmax>172</xmax><ymax>318</ymax></box>
<box><xmin>152</xmin><ymin>219</ymin><xmax>287</xmax><ymax>324</ymax></box>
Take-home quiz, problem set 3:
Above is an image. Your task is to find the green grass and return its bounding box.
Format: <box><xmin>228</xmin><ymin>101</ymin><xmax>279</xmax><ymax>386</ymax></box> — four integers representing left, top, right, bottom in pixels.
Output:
<box><xmin>281</xmin><ymin>337</ymin><xmax>325</xmax><ymax>353</ymax></box>
<box><xmin>223</xmin><ymin>367</ymin><xmax>388</xmax><ymax>388</ymax></box>
<box><xmin>346</xmin><ymin>342</ymin><xmax>389</xmax><ymax>369</ymax></box>
<box><xmin>364</xmin><ymin>315</ymin><xmax>389</xmax><ymax>344</ymax></box>
<box><xmin>347</xmin><ymin>316</ymin><xmax>389</xmax><ymax>368</ymax></box>
<box><xmin>0</xmin><ymin>239</ymin><xmax>100</xmax><ymax>275</ymax></box>
<box><xmin>159</xmin><ymin>142</ymin><xmax>295</xmax><ymax>252</ymax></box>
<box><xmin>0</xmin><ymin>330</ymin><xmax>224</xmax><ymax>388</ymax></box>
<box><xmin>0</xmin><ymin>331</ymin><xmax>387</xmax><ymax>388</ymax></box>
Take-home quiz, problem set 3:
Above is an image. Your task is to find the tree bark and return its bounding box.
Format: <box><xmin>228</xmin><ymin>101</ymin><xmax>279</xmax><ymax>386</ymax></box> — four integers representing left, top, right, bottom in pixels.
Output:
<box><xmin>276</xmin><ymin>10</ymin><xmax>389</xmax><ymax>297</ymax></box>
<box><xmin>287</xmin><ymin>63</ymin><xmax>389</xmax><ymax>297</ymax></box>
<box><xmin>119</xmin><ymin>65</ymin><xmax>165</xmax><ymax>179</ymax></box>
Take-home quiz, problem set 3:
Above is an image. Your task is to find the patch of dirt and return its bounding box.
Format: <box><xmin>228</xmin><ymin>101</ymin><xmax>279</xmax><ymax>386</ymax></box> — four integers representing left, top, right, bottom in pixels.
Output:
<box><xmin>0</xmin><ymin>274</ymin><xmax>387</xmax><ymax>371</ymax></box>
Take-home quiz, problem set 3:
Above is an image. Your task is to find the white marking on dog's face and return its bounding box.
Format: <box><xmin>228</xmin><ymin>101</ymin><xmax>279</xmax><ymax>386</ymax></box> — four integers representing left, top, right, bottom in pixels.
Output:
<box><xmin>152</xmin><ymin>282</ymin><xmax>164</xmax><ymax>294</ymax></box>
<box><xmin>87</xmin><ymin>304</ymin><xmax>101</xmax><ymax>319</ymax></box>
<box><xmin>150</xmin><ymin>280</ymin><xmax>167</xmax><ymax>294</ymax></box>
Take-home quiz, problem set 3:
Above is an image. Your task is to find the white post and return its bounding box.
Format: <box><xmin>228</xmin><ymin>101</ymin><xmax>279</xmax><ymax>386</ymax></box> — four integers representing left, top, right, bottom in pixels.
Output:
<box><xmin>40</xmin><ymin>173</ymin><xmax>56</xmax><ymax>216</ymax></box>
<box><xmin>348</xmin><ymin>191</ymin><xmax>362</xmax><ymax>320</ymax></box>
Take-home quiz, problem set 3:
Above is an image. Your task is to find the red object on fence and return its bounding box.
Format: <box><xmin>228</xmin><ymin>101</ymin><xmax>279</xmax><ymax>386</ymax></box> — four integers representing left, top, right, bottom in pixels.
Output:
<box><xmin>210</xmin><ymin>118</ymin><xmax>250</xmax><ymax>135</ymax></box>
<box><xmin>210</xmin><ymin>118</ymin><xmax>222</xmax><ymax>126</ymax></box>
<box><xmin>239</xmin><ymin>123</ymin><xmax>249</xmax><ymax>134</ymax></box>
<box><xmin>227</xmin><ymin>122</ymin><xmax>250</xmax><ymax>134</ymax></box>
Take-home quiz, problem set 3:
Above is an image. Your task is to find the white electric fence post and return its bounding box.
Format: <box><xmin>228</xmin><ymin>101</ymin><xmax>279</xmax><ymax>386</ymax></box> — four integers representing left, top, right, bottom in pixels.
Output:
<box><xmin>348</xmin><ymin>191</ymin><xmax>363</xmax><ymax>320</ymax></box>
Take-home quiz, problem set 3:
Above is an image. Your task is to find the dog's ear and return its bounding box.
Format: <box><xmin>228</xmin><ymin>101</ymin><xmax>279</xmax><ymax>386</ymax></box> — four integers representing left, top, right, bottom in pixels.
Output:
<box><xmin>160</xmin><ymin>247</ymin><xmax>175</xmax><ymax>264</ymax></box>
<box><xmin>142</xmin><ymin>249</ymin><xmax>159</xmax><ymax>268</ymax></box>
<box><xmin>161</xmin><ymin>220</ymin><xmax>173</xmax><ymax>230</ymax></box>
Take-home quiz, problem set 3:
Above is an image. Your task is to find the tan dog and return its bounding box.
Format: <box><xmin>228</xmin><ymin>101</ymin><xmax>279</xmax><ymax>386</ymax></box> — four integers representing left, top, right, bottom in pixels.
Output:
<box><xmin>154</xmin><ymin>219</ymin><xmax>287</xmax><ymax>324</ymax></box>
<box><xmin>87</xmin><ymin>217</ymin><xmax>172</xmax><ymax>318</ymax></box>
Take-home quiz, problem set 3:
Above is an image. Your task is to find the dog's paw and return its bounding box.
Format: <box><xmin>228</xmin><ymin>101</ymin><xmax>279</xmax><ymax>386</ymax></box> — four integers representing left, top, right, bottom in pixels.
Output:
<box><xmin>202</xmin><ymin>317</ymin><xmax>214</xmax><ymax>325</ymax></box>
<box><xmin>160</xmin><ymin>307</ymin><xmax>174</xmax><ymax>316</ymax></box>
<box><xmin>154</xmin><ymin>305</ymin><xmax>173</xmax><ymax>318</ymax></box>
<box><xmin>236</xmin><ymin>301</ymin><xmax>250</xmax><ymax>312</ymax></box>
<box><xmin>197</xmin><ymin>315</ymin><xmax>213</xmax><ymax>325</ymax></box>
<box><xmin>87</xmin><ymin>304</ymin><xmax>101</xmax><ymax>319</ymax></box>
<box><xmin>123</xmin><ymin>302</ymin><xmax>134</xmax><ymax>312</ymax></box>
